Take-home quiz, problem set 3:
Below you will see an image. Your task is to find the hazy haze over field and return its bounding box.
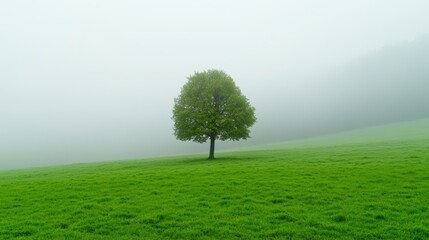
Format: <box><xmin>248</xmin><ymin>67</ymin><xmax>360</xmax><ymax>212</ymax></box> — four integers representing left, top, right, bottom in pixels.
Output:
<box><xmin>1</xmin><ymin>0</ymin><xmax>429</xmax><ymax>169</ymax></box>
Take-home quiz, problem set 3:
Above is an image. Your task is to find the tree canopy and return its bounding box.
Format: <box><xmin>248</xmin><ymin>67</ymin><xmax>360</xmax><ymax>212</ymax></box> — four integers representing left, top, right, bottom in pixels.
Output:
<box><xmin>172</xmin><ymin>70</ymin><xmax>256</xmax><ymax>159</ymax></box>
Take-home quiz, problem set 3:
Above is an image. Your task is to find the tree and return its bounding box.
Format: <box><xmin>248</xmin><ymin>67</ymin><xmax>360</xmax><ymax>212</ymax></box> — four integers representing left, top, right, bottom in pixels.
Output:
<box><xmin>172</xmin><ymin>70</ymin><xmax>256</xmax><ymax>159</ymax></box>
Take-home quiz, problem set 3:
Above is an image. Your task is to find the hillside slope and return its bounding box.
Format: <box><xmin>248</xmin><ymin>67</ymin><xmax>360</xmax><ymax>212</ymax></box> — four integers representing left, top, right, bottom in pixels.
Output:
<box><xmin>257</xmin><ymin>118</ymin><xmax>429</xmax><ymax>150</ymax></box>
<box><xmin>0</xmin><ymin>119</ymin><xmax>428</xmax><ymax>239</ymax></box>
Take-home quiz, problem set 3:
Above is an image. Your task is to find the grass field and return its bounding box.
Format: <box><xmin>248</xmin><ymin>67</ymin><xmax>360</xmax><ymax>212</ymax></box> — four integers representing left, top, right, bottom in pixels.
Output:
<box><xmin>1</xmin><ymin>119</ymin><xmax>428</xmax><ymax>239</ymax></box>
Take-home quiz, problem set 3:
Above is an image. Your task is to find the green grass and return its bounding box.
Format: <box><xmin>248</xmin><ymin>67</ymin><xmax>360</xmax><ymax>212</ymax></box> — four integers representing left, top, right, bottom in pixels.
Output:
<box><xmin>1</xmin><ymin>119</ymin><xmax>429</xmax><ymax>239</ymax></box>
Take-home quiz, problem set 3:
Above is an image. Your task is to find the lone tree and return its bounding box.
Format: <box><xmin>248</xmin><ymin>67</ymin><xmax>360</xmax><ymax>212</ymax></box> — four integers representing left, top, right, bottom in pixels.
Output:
<box><xmin>172</xmin><ymin>70</ymin><xmax>256</xmax><ymax>159</ymax></box>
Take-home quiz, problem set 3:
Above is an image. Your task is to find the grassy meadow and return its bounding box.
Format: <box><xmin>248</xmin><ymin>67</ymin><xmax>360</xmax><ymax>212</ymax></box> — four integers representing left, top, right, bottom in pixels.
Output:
<box><xmin>0</xmin><ymin>119</ymin><xmax>428</xmax><ymax>239</ymax></box>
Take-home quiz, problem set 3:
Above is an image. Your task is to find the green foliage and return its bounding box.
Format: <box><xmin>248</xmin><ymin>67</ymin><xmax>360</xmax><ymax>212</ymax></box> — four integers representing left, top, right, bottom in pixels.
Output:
<box><xmin>172</xmin><ymin>70</ymin><xmax>256</xmax><ymax>143</ymax></box>
<box><xmin>1</xmin><ymin>119</ymin><xmax>429</xmax><ymax>239</ymax></box>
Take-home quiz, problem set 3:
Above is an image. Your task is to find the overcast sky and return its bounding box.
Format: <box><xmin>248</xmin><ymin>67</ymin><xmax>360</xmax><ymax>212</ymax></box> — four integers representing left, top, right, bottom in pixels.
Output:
<box><xmin>1</xmin><ymin>0</ymin><xmax>429</xmax><ymax>169</ymax></box>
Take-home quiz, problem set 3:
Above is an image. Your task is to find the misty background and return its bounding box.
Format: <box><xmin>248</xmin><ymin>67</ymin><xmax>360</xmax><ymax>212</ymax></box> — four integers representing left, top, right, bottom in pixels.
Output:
<box><xmin>1</xmin><ymin>1</ymin><xmax>429</xmax><ymax>169</ymax></box>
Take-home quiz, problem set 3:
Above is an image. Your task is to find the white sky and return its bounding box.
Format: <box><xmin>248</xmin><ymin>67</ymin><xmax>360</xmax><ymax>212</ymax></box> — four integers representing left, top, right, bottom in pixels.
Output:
<box><xmin>1</xmin><ymin>0</ymin><xmax>429</xmax><ymax>168</ymax></box>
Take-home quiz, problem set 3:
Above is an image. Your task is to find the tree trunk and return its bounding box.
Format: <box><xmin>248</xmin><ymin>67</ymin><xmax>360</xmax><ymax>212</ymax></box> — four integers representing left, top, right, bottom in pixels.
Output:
<box><xmin>209</xmin><ymin>135</ymin><xmax>215</xmax><ymax>159</ymax></box>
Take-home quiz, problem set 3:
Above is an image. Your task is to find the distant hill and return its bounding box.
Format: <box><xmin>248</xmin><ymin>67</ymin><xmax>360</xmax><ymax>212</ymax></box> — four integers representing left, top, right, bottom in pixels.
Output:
<box><xmin>319</xmin><ymin>36</ymin><xmax>429</xmax><ymax>129</ymax></box>
<box><xmin>254</xmin><ymin>36</ymin><xmax>429</xmax><ymax>143</ymax></box>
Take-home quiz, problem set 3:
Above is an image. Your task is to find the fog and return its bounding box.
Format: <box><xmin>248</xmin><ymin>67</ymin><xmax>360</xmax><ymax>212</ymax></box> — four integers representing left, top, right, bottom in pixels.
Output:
<box><xmin>1</xmin><ymin>0</ymin><xmax>429</xmax><ymax>169</ymax></box>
